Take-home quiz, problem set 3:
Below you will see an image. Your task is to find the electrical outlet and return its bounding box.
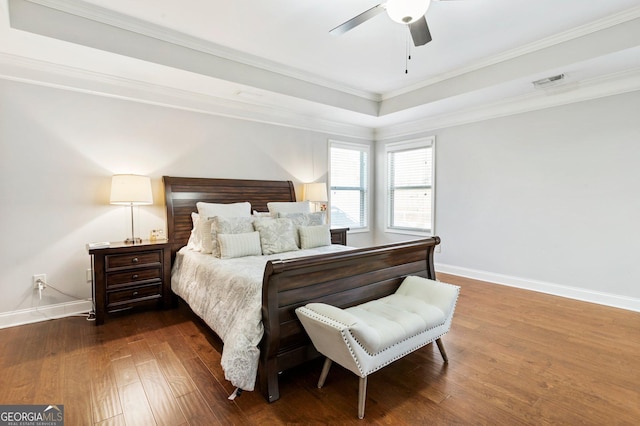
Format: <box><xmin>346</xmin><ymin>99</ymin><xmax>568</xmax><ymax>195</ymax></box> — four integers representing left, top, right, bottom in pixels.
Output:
<box><xmin>86</xmin><ymin>268</ymin><xmax>93</xmax><ymax>284</ymax></box>
<box><xmin>33</xmin><ymin>274</ymin><xmax>46</xmax><ymax>289</ymax></box>
<box><xmin>435</xmin><ymin>245</ymin><xmax>441</xmax><ymax>253</ymax></box>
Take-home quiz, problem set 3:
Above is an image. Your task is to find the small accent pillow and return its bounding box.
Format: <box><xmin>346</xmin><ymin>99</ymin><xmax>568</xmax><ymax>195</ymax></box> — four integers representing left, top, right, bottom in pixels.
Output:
<box><xmin>253</xmin><ymin>218</ymin><xmax>299</xmax><ymax>255</ymax></box>
<box><xmin>277</xmin><ymin>212</ymin><xmax>327</xmax><ymax>247</ymax></box>
<box><xmin>299</xmin><ymin>224</ymin><xmax>331</xmax><ymax>249</ymax></box>
<box><xmin>211</xmin><ymin>216</ymin><xmax>255</xmax><ymax>258</ymax></box>
<box><xmin>267</xmin><ymin>201</ymin><xmax>311</xmax><ymax>215</ymax></box>
<box><xmin>218</xmin><ymin>231</ymin><xmax>262</xmax><ymax>259</ymax></box>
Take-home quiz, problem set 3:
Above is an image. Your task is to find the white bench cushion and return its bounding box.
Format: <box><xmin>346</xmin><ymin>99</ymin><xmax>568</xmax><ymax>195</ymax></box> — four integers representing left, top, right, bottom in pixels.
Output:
<box><xmin>347</xmin><ymin>295</ymin><xmax>446</xmax><ymax>354</ymax></box>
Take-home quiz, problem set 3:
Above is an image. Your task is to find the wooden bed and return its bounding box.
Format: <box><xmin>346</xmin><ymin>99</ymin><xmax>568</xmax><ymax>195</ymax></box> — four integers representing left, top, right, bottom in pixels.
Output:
<box><xmin>163</xmin><ymin>176</ymin><xmax>441</xmax><ymax>402</ymax></box>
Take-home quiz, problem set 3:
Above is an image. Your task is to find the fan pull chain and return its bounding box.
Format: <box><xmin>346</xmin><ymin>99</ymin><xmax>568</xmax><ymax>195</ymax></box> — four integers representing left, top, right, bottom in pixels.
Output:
<box><xmin>405</xmin><ymin>30</ymin><xmax>411</xmax><ymax>74</ymax></box>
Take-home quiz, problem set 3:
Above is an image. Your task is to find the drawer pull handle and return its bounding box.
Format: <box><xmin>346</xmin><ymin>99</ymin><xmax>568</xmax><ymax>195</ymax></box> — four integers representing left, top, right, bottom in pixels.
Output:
<box><xmin>132</xmin><ymin>274</ymin><xmax>139</xmax><ymax>280</ymax></box>
<box><xmin>132</xmin><ymin>257</ymin><xmax>139</xmax><ymax>264</ymax></box>
<box><xmin>133</xmin><ymin>291</ymin><xmax>139</xmax><ymax>296</ymax></box>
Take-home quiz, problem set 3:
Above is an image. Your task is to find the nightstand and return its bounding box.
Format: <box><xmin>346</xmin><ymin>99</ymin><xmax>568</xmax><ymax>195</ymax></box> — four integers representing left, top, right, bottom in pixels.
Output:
<box><xmin>330</xmin><ymin>228</ymin><xmax>349</xmax><ymax>245</ymax></box>
<box><xmin>88</xmin><ymin>240</ymin><xmax>171</xmax><ymax>325</ymax></box>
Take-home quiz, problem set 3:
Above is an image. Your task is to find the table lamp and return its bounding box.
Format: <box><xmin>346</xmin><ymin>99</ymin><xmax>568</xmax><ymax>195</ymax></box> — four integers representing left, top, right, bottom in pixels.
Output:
<box><xmin>110</xmin><ymin>174</ymin><xmax>153</xmax><ymax>244</ymax></box>
<box><xmin>304</xmin><ymin>182</ymin><xmax>328</xmax><ymax>212</ymax></box>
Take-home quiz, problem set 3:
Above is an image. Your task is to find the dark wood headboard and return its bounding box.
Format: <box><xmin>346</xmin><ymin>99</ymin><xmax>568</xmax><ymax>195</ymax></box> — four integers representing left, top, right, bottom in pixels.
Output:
<box><xmin>163</xmin><ymin>176</ymin><xmax>297</xmax><ymax>258</ymax></box>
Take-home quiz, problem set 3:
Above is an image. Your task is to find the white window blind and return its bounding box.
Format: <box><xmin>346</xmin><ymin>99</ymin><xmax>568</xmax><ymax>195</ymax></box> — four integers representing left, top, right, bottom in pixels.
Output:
<box><xmin>329</xmin><ymin>141</ymin><xmax>369</xmax><ymax>230</ymax></box>
<box><xmin>386</xmin><ymin>138</ymin><xmax>435</xmax><ymax>234</ymax></box>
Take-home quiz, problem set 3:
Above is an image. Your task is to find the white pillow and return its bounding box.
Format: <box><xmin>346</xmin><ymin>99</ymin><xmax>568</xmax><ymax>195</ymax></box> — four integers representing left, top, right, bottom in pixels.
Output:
<box><xmin>186</xmin><ymin>212</ymin><xmax>200</xmax><ymax>250</ymax></box>
<box><xmin>218</xmin><ymin>231</ymin><xmax>262</xmax><ymax>259</ymax></box>
<box><xmin>253</xmin><ymin>218</ymin><xmax>299</xmax><ymax>255</ymax></box>
<box><xmin>299</xmin><ymin>224</ymin><xmax>331</xmax><ymax>249</ymax></box>
<box><xmin>267</xmin><ymin>201</ymin><xmax>311</xmax><ymax>215</ymax></box>
<box><xmin>196</xmin><ymin>201</ymin><xmax>251</xmax><ymax>218</ymax></box>
<box><xmin>211</xmin><ymin>216</ymin><xmax>255</xmax><ymax>258</ymax></box>
<box><xmin>253</xmin><ymin>210</ymin><xmax>276</xmax><ymax>218</ymax></box>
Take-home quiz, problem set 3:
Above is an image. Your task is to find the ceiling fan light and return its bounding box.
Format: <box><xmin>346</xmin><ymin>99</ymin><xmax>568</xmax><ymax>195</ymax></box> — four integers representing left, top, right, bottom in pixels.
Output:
<box><xmin>386</xmin><ymin>0</ymin><xmax>431</xmax><ymax>24</ymax></box>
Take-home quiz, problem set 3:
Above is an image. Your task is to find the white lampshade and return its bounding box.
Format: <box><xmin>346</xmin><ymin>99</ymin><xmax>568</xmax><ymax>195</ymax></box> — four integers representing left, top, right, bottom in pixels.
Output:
<box><xmin>386</xmin><ymin>0</ymin><xmax>431</xmax><ymax>24</ymax></box>
<box><xmin>110</xmin><ymin>174</ymin><xmax>153</xmax><ymax>205</ymax></box>
<box><xmin>304</xmin><ymin>182</ymin><xmax>328</xmax><ymax>202</ymax></box>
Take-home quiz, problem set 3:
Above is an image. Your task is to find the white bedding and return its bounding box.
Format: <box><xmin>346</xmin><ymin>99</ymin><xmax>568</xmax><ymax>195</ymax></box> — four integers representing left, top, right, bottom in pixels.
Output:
<box><xmin>171</xmin><ymin>244</ymin><xmax>352</xmax><ymax>391</ymax></box>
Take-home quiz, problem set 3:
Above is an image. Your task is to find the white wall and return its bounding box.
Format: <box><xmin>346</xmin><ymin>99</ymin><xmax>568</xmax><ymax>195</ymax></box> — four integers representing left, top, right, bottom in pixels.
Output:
<box><xmin>376</xmin><ymin>91</ymin><xmax>640</xmax><ymax>309</ymax></box>
<box><xmin>0</xmin><ymin>79</ymin><xmax>373</xmax><ymax>320</ymax></box>
<box><xmin>2</xmin><ymin>77</ymin><xmax>638</xmax><ymax>324</ymax></box>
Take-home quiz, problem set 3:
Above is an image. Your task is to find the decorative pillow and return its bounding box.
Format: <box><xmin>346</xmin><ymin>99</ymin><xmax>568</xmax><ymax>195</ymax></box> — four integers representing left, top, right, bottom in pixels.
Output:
<box><xmin>196</xmin><ymin>201</ymin><xmax>251</xmax><ymax>218</ymax></box>
<box><xmin>253</xmin><ymin>210</ymin><xmax>276</xmax><ymax>218</ymax></box>
<box><xmin>186</xmin><ymin>212</ymin><xmax>200</xmax><ymax>251</ymax></box>
<box><xmin>253</xmin><ymin>218</ymin><xmax>299</xmax><ymax>255</ymax></box>
<box><xmin>193</xmin><ymin>203</ymin><xmax>250</xmax><ymax>254</ymax></box>
<box><xmin>218</xmin><ymin>231</ymin><xmax>262</xmax><ymax>259</ymax></box>
<box><xmin>211</xmin><ymin>216</ymin><xmax>255</xmax><ymax>258</ymax></box>
<box><xmin>299</xmin><ymin>224</ymin><xmax>331</xmax><ymax>249</ymax></box>
<box><xmin>278</xmin><ymin>212</ymin><xmax>326</xmax><ymax>226</ymax></box>
<box><xmin>277</xmin><ymin>212</ymin><xmax>327</xmax><ymax>247</ymax></box>
<box><xmin>198</xmin><ymin>217</ymin><xmax>216</xmax><ymax>254</ymax></box>
<box><xmin>267</xmin><ymin>201</ymin><xmax>311</xmax><ymax>215</ymax></box>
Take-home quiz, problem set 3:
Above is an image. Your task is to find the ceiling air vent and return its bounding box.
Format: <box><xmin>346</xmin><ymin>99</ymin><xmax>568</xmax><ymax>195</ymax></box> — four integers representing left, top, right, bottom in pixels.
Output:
<box><xmin>532</xmin><ymin>73</ymin><xmax>566</xmax><ymax>89</ymax></box>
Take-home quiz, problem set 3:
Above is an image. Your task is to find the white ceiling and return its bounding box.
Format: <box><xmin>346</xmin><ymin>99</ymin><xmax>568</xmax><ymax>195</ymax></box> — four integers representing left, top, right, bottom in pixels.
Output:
<box><xmin>1</xmin><ymin>0</ymin><xmax>640</xmax><ymax>134</ymax></box>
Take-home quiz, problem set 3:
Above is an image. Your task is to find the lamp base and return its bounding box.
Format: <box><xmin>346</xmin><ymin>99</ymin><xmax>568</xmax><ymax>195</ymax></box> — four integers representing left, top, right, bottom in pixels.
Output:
<box><xmin>124</xmin><ymin>237</ymin><xmax>143</xmax><ymax>245</ymax></box>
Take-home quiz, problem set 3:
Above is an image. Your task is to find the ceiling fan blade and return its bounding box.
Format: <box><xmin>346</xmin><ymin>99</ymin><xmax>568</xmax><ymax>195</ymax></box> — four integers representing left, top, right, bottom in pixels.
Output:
<box><xmin>330</xmin><ymin>4</ymin><xmax>386</xmax><ymax>35</ymax></box>
<box><xmin>409</xmin><ymin>15</ymin><xmax>432</xmax><ymax>46</ymax></box>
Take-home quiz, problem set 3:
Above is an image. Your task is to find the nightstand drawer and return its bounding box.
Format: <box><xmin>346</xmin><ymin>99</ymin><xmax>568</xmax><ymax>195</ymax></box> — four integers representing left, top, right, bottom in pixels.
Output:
<box><xmin>107</xmin><ymin>283</ymin><xmax>162</xmax><ymax>307</ymax></box>
<box><xmin>106</xmin><ymin>268</ymin><xmax>162</xmax><ymax>289</ymax></box>
<box><xmin>106</xmin><ymin>250</ymin><xmax>162</xmax><ymax>270</ymax></box>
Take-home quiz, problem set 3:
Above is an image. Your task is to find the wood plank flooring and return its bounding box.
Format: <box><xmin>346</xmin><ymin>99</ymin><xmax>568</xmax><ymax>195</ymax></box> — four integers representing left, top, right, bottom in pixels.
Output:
<box><xmin>0</xmin><ymin>274</ymin><xmax>638</xmax><ymax>425</ymax></box>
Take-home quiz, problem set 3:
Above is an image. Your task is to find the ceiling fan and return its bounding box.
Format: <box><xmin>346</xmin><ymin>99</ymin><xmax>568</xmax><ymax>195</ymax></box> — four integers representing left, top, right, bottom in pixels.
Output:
<box><xmin>330</xmin><ymin>0</ymin><xmax>455</xmax><ymax>47</ymax></box>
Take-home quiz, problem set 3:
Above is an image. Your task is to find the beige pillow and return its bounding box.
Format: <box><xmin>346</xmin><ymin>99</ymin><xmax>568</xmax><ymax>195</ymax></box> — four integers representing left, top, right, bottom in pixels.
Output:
<box><xmin>299</xmin><ymin>224</ymin><xmax>331</xmax><ymax>249</ymax></box>
<box><xmin>253</xmin><ymin>218</ymin><xmax>299</xmax><ymax>255</ymax></box>
<box><xmin>218</xmin><ymin>232</ymin><xmax>262</xmax><ymax>259</ymax></box>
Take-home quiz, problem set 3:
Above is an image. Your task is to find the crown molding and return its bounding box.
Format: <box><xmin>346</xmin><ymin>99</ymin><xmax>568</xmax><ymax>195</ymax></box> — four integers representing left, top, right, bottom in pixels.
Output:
<box><xmin>382</xmin><ymin>6</ymin><xmax>640</xmax><ymax>100</ymax></box>
<box><xmin>376</xmin><ymin>67</ymin><xmax>640</xmax><ymax>140</ymax></box>
<box><xmin>3</xmin><ymin>51</ymin><xmax>637</xmax><ymax>143</ymax></box>
<box><xmin>0</xmin><ymin>52</ymin><xmax>374</xmax><ymax>140</ymax></box>
<box><xmin>21</xmin><ymin>0</ymin><xmax>381</xmax><ymax>102</ymax></box>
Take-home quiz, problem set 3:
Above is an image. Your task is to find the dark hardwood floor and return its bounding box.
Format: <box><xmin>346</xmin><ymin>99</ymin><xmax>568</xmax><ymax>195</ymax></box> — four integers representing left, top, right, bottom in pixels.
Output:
<box><xmin>1</xmin><ymin>274</ymin><xmax>638</xmax><ymax>425</ymax></box>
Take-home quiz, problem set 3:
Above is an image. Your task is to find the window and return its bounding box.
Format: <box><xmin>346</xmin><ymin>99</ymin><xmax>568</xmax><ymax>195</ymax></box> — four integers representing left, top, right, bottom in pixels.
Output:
<box><xmin>329</xmin><ymin>141</ymin><xmax>370</xmax><ymax>230</ymax></box>
<box><xmin>386</xmin><ymin>137</ymin><xmax>435</xmax><ymax>234</ymax></box>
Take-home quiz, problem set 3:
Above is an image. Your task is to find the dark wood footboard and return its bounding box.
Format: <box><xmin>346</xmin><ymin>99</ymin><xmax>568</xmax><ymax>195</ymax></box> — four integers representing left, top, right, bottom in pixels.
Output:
<box><xmin>258</xmin><ymin>236</ymin><xmax>440</xmax><ymax>402</ymax></box>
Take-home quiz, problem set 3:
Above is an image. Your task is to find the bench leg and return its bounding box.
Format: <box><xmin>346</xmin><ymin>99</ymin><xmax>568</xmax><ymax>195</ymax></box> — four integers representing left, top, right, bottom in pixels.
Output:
<box><xmin>318</xmin><ymin>358</ymin><xmax>332</xmax><ymax>388</ymax></box>
<box><xmin>435</xmin><ymin>337</ymin><xmax>448</xmax><ymax>363</ymax></box>
<box><xmin>358</xmin><ymin>376</ymin><xmax>367</xmax><ymax>419</ymax></box>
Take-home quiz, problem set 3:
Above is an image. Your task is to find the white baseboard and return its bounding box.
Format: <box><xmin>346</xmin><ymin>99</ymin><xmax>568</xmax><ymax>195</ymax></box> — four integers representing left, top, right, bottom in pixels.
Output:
<box><xmin>436</xmin><ymin>263</ymin><xmax>640</xmax><ymax>313</ymax></box>
<box><xmin>0</xmin><ymin>300</ymin><xmax>93</xmax><ymax>329</ymax></box>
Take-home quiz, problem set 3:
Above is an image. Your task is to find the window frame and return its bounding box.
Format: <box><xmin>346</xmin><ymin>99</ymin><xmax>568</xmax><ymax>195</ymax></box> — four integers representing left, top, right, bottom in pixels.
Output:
<box><xmin>384</xmin><ymin>136</ymin><xmax>436</xmax><ymax>236</ymax></box>
<box><xmin>328</xmin><ymin>140</ymin><xmax>372</xmax><ymax>233</ymax></box>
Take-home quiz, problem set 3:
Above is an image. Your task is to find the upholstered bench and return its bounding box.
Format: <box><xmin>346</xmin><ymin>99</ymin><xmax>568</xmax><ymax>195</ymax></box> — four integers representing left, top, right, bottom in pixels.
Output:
<box><xmin>295</xmin><ymin>275</ymin><xmax>460</xmax><ymax>419</ymax></box>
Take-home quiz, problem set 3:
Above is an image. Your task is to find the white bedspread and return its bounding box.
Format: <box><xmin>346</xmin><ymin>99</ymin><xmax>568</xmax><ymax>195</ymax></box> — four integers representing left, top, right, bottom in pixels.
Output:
<box><xmin>171</xmin><ymin>244</ymin><xmax>352</xmax><ymax>391</ymax></box>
